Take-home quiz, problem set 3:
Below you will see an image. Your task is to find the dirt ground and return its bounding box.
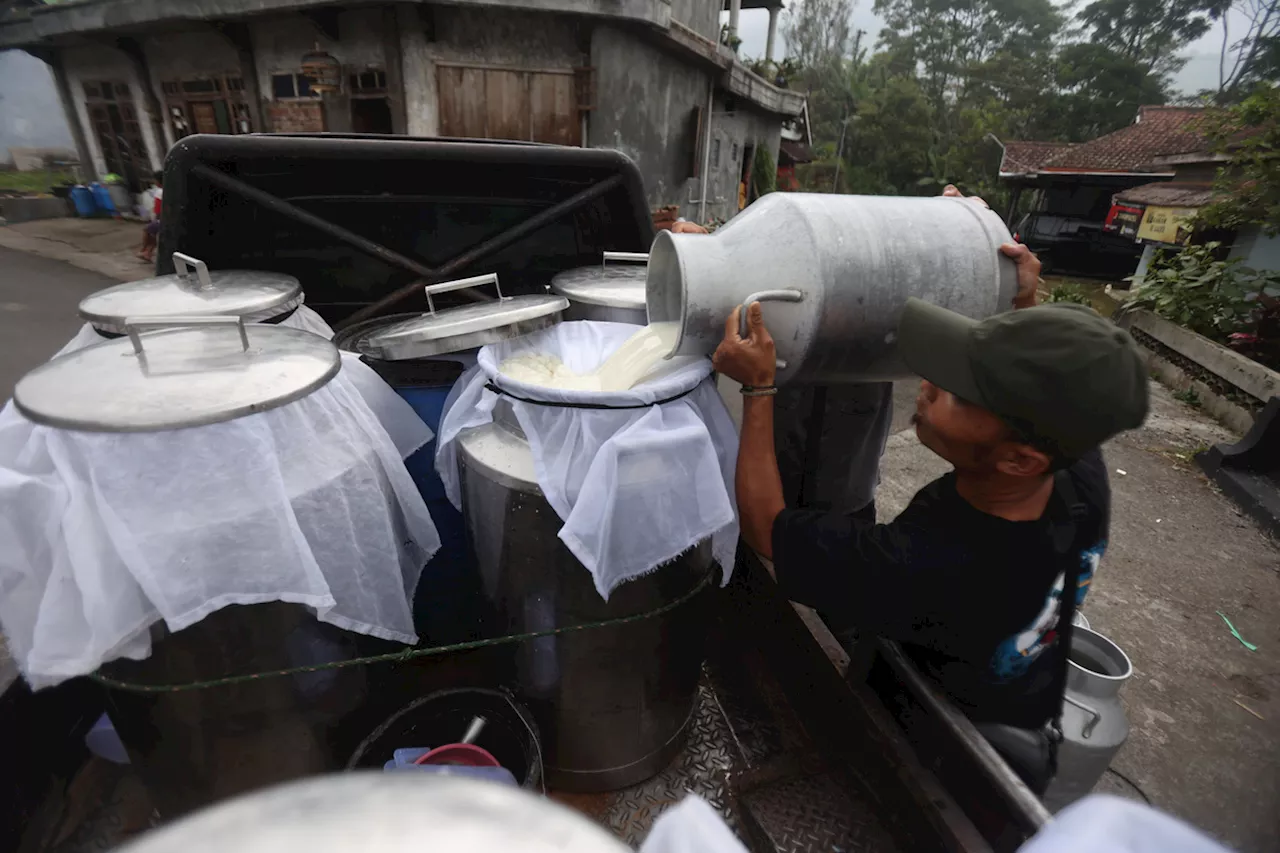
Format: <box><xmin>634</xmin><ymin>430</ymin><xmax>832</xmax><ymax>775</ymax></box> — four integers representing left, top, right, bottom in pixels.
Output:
<box><xmin>0</xmin><ymin>217</ymin><xmax>150</xmax><ymax>283</ymax></box>
<box><xmin>876</xmin><ymin>382</ymin><xmax>1280</xmax><ymax>852</ymax></box>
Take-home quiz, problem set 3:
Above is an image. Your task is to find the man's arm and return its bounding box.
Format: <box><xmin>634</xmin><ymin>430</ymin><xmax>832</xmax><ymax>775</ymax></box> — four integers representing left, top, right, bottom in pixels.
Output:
<box><xmin>712</xmin><ymin>303</ymin><xmax>785</xmax><ymax>561</ymax></box>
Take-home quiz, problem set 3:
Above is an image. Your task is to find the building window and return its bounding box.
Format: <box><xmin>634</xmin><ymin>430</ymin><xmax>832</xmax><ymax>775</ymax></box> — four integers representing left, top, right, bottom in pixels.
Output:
<box><xmin>272</xmin><ymin>72</ymin><xmax>316</xmax><ymax>99</ymax></box>
<box><xmin>181</xmin><ymin>78</ymin><xmax>222</xmax><ymax>95</ymax></box>
<box><xmin>732</xmin><ymin>142</ymin><xmax>739</xmax><ymax>163</ymax></box>
<box><xmin>349</xmin><ymin>69</ymin><xmax>387</xmax><ymax>94</ymax></box>
<box><xmin>84</xmin><ymin>81</ymin><xmax>119</xmax><ymax>102</ymax></box>
<box><xmin>711</xmin><ymin>137</ymin><xmax>721</xmax><ymax>169</ymax></box>
<box><xmin>227</xmin><ymin>76</ymin><xmax>244</xmax><ymax>92</ymax></box>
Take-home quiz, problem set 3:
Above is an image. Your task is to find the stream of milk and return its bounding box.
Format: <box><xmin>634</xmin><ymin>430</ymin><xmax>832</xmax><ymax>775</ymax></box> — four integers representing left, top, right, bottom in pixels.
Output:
<box><xmin>499</xmin><ymin>322</ymin><xmax>681</xmax><ymax>392</ymax></box>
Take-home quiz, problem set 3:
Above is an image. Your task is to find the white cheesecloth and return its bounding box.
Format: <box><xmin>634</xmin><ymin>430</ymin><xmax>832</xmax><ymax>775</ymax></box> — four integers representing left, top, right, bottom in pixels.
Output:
<box><xmin>0</xmin><ymin>310</ymin><xmax>440</xmax><ymax>688</ymax></box>
<box><xmin>435</xmin><ymin>321</ymin><xmax>739</xmax><ymax>600</ymax></box>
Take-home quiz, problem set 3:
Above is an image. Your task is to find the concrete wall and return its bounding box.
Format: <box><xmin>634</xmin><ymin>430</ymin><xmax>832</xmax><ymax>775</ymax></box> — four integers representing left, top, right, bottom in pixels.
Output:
<box><xmin>590</xmin><ymin>24</ymin><xmax>709</xmax><ymax>216</ymax></box>
<box><xmin>60</xmin><ymin>43</ymin><xmax>164</xmax><ymax>175</ymax></box>
<box><xmin>591</xmin><ymin>24</ymin><xmax>783</xmax><ymax>223</ymax></box>
<box><xmin>250</xmin><ymin>8</ymin><xmax>387</xmax><ymax>109</ymax></box>
<box><xmin>669</xmin><ymin>0</ymin><xmax>721</xmax><ymax>41</ymax></box>
<box><xmin>0</xmin><ymin>50</ymin><xmax>74</xmax><ymax>166</ymax></box>
<box><xmin>1228</xmin><ymin>227</ymin><xmax>1280</xmax><ymax>273</ymax></box>
<box><xmin>140</xmin><ymin>29</ymin><xmax>240</xmax><ymax>150</ymax></box>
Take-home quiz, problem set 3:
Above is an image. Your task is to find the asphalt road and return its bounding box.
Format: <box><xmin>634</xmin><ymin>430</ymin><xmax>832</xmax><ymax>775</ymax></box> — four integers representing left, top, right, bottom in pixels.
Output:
<box><xmin>0</xmin><ymin>245</ymin><xmax>115</xmax><ymax>399</ymax></box>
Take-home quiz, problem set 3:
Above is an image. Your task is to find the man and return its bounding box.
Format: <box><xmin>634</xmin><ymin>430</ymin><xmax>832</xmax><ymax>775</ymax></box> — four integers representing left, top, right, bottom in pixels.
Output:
<box><xmin>711</xmin><ymin>244</ymin><xmax>1148</xmax><ymax>791</ymax></box>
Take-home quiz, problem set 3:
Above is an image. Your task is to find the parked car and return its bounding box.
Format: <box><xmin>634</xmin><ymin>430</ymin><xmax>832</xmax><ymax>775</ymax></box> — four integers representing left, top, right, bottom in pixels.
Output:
<box><xmin>1014</xmin><ymin>211</ymin><xmax>1141</xmax><ymax>277</ymax></box>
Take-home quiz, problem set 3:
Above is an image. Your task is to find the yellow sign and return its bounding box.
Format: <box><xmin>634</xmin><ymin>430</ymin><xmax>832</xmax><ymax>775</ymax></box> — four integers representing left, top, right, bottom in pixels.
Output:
<box><xmin>1136</xmin><ymin>206</ymin><xmax>1197</xmax><ymax>245</ymax></box>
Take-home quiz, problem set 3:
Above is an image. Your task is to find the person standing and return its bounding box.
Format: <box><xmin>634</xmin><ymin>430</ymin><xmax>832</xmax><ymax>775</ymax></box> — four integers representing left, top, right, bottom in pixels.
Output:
<box><xmin>711</xmin><ymin>242</ymin><xmax>1148</xmax><ymax>791</ymax></box>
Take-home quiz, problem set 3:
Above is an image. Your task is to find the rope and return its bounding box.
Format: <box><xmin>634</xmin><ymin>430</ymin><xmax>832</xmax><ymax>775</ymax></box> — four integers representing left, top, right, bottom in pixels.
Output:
<box><xmin>90</xmin><ymin>572</ymin><xmax>714</xmax><ymax>694</ymax></box>
<box><xmin>483</xmin><ymin>382</ymin><xmax>695</xmax><ymax>410</ymax></box>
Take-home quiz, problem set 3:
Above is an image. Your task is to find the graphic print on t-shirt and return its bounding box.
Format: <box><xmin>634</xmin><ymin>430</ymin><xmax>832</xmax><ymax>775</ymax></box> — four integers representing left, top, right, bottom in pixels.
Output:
<box><xmin>990</xmin><ymin>541</ymin><xmax>1105</xmax><ymax>679</ymax></box>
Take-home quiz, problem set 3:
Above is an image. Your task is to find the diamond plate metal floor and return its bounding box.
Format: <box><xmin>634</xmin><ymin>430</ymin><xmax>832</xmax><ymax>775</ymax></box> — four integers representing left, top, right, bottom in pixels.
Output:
<box><xmin>553</xmin><ymin>648</ymin><xmax>902</xmax><ymax>853</ymax></box>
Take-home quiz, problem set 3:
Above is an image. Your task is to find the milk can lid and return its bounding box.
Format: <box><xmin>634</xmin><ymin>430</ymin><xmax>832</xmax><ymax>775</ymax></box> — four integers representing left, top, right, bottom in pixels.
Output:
<box><xmin>355</xmin><ymin>274</ymin><xmax>567</xmax><ymax>360</ymax></box>
<box><xmin>79</xmin><ymin>253</ymin><xmax>302</xmax><ymax>335</ymax></box>
<box><xmin>550</xmin><ymin>252</ymin><xmax>648</xmax><ymax>310</ymax></box>
<box><xmin>14</xmin><ymin>318</ymin><xmax>340</xmax><ymax>432</ymax></box>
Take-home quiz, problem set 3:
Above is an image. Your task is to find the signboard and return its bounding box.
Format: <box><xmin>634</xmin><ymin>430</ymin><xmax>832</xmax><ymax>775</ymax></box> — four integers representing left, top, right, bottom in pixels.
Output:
<box><xmin>1105</xmin><ymin>204</ymin><xmax>1145</xmax><ymax>239</ymax></box>
<box><xmin>1136</xmin><ymin>206</ymin><xmax>1197</xmax><ymax>245</ymax></box>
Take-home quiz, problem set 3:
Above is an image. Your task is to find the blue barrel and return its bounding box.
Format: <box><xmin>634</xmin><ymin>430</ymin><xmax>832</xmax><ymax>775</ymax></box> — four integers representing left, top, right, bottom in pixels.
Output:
<box><xmin>70</xmin><ymin>185</ymin><xmax>97</xmax><ymax>217</ymax></box>
<box><xmin>89</xmin><ymin>183</ymin><xmax>117</xmax><ymax>215</ymax></box>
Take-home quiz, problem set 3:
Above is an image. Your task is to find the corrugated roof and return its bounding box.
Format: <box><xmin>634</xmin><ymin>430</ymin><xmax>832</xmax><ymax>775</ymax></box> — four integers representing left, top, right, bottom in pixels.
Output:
<box><xmin>778</xmin><ymin>140</ymin><xmax>814</xmax><ymax>164</ymax></box>
<box><xmin>1001</xmin><ymin>106</ymin><xmax>1209</xmax><ymax>176</ymax></box>
<box><xmin>1113</xmin><ymin>181</ymin><xmax>1218</xmax><ymax>207</ymax></box>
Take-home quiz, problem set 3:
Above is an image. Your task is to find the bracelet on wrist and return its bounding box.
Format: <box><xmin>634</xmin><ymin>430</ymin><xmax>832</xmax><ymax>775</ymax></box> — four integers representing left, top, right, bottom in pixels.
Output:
<box><xmin>740</xmin><ymin>384</ymin><xmax>777</xmax><ymax>397</ymax></box>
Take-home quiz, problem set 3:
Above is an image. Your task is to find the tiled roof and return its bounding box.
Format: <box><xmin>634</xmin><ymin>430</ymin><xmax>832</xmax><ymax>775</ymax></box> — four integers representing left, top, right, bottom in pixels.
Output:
<box><xmin>1113</xmin><ymin>181</ymin><xmax>1218</xmax><ymax>207</ymax></box>
<box><xmin>1001</xmin><ymin>106</ymin><xmax>1209</xmax><ymax>176</ymax></box>
<box><xmin>1000</xmin><ymin>141</ymin><xmax>1075</xmax><ymax>174</ymax></box>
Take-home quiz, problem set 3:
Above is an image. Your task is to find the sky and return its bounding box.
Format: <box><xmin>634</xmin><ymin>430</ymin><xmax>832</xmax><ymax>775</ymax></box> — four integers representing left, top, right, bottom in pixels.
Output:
<box><xmin>726</xmin><ymin>2</ymin><xmax>1255</xmax><ymax>97</ymax></box>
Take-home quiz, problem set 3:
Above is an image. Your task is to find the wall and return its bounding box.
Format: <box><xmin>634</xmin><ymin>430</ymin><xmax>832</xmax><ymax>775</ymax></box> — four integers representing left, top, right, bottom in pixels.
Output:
<box><xmin>1229</xmin><ymin>226</ymin><xmax>1280</xmax><ymax>273</ymax></box>
<box><xmin>0</xmin><ymin>50</ymin><xmax>74</xmax><ymax>165</ymax></box>
<box><xmin>591</xmin><ymin>25</ymin><xmax>783</xmax><ymax>223</ymax></box>
<box><xmin>590</xmin><ymin>24</ymin><xmax>708</xmax><ymax>216</ymax></box>
<box><xmin>398</xmin><ymin>6</ymin><xmax>586</xmax><ymax>140</ymax></box>
<box><xmin>60</xmin><ymin>43</ymin><xmax>164</xmax><ymax>175</ymax></box>
<box><xmin>140</xmin><ymin>29</ymin><xmax>240</xmax><ymax>149</ymax></box>
<box><xmin>669</xmin><ymin>0</ymin><xmax>721</xmax><ymax>41</ymax></box>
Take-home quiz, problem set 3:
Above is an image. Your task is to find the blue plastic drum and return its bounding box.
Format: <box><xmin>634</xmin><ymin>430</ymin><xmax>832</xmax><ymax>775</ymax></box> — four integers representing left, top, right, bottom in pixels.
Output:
<box><xmin>89</xmin><ymin>183</ymin><xmax>118</xmax><ymax>215</ymax></box>
<box><xmin>333</xmin><ymin>319</ymin><xmax>485</xmax><ymax>644</ymax></box>
<box><xmin>70</xmin><ymin>185</ymin><xmax>97</xmax><ymax>217</ymax></box>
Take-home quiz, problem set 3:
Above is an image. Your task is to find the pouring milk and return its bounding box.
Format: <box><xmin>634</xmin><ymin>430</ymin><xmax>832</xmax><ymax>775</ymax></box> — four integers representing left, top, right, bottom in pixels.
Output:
<box><xmin>499</xmin><ymin>323</ymin><xmax>681</xmax><ymax>392</ymax></box>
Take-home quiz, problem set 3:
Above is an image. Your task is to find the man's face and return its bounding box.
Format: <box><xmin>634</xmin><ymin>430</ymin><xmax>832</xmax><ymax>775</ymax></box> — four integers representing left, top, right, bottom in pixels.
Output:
<box><xmin>912</xmin><ymin>379</ymin><xmax>1029</xmax><ymax>473</ymax></box>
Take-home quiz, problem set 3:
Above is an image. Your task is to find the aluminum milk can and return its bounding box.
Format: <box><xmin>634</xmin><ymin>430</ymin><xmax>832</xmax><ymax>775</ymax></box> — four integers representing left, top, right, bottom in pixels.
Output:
<box><xmin>645</xmin><ymin>192</ymin><xmax>1018</xmax><ymax>384</ymax></box>
<box><xmin>1043</xmin><ymin>626</ymin><xmax>1134</xmax><ymax>812</ymax></box>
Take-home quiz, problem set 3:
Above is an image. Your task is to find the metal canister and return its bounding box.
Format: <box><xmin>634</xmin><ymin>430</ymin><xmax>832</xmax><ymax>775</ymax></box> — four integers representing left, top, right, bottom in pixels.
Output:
<box><xmin>550</xmin><ymin>252</ymin><xmax>648</xmax><ymax>324</ymax></box>
<box><xmin>645</xmin><ymin>192</ymin><xmax>1018</xmax><ymax>384</ymax></box>
<box><xmin>457</xmin><ymin>400</ymin><xmax>713</xmax><ymax>792</ymax></box>
<box><xmin>1043</xmin><ymin>627</ymin><xmax>1133</xmax><ymax>812</ymax></box>
<box><xmin>337</xmin><ymin>274</ymin><xmax>569</xmax><ymax>643</ymax></box>
<box><xmin>78</xmin><ymin>253</ymin><xmax>306</xmax><ymax>336</ymax></box>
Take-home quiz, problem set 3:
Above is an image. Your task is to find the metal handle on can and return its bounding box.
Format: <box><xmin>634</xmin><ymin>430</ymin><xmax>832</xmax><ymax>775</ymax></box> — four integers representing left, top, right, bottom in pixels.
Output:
<box><xmin>602</xmin><ymin>251</ymin><xmax>649</xmax><ymax>266</ymax></box>
<box><xmin>172</xmin><ymin>252</ymin><xmax>214</xmax><ymax>291</ymax></box>
<box><xmin>423</xmin><ymin>273</ymin><xmax>503</xmax><ymax>314</ymax></box>
<box><xmin>1063</xmin><ymin>693</ymin><xmax>1103</xmax><ymax>739</ymax></box>
<box><xmin>124</xmin><ymin>314</ymin><xmax>250</xmax><ymax>356</ymax></box>
<box><xmin>739</xmin><ymin>289</ymin><xmax>803</xmax><ymax>370</ymax></box>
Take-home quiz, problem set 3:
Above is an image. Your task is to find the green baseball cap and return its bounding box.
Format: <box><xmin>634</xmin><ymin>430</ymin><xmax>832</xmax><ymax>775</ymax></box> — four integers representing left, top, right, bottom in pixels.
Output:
<box><xmin>898</xmin><ymin>299</ymin><xmax>1149</xmax><ymax>457</ymax></box>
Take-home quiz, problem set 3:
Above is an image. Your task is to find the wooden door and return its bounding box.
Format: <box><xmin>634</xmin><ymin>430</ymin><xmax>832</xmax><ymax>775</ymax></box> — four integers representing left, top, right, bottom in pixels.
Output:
<box><xmin>191</xmin><ymin>102</ymin><xmax>219</xmax><ymax>134</ymax></box>
<box><xmin>437</xmin><ymin>64</ymin><xmax>579</xmax><ymax>145</ymax></box>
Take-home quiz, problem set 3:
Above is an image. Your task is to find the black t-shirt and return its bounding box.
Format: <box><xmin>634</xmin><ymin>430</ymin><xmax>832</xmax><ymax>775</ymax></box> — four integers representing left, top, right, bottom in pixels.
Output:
<box><xmin>771</xmin><ymin>450</ymin><xmax>1110</xmax><ymax>730</ymax></box>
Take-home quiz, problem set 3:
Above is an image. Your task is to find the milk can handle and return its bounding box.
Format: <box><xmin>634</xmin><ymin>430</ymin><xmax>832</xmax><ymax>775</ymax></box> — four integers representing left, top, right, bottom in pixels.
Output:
<box><xmin>172</xmin><ymin>252</ymin><xmax>214</xmax><ymax>291</ymax></box>
<box><xmin>124</xmin><ymin>315</ymin><xmax>250</xmax><ymax>356</ymax></box>
<box><xmin>423</xmin><ymin>274</ymin><xmax>503</xmax><ymax>315</ymax></box>
<box><xmin>1063</xmin><ymin>693</ymin><xmax>1103</xmax><ymax>739</ymax></box>
<box><xmin>740</xmin><ymin>289</ymin><xmax>804</xmax><ymax>371</ymax></box>
<box><xmin>602</xmin><ymin>251</ymin><xmax>649</xmax><ymax>266</ymax></box>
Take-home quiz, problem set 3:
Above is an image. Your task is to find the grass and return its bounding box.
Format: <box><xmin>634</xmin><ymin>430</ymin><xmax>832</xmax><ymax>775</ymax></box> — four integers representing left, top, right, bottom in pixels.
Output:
<box><xmin>1039</xmin><ymin>274</ymin><xmax>1124</xmax><ymax>318</ymax></box>
<box><xmin>0</xmin><ymin>168</ymin><xmax>78</xmax><ymax>195</ymax></box>
<box><xmin>1173</xmin><ymin>387</ymin><xmax>1203</xmax><ymax>409</ymax></box>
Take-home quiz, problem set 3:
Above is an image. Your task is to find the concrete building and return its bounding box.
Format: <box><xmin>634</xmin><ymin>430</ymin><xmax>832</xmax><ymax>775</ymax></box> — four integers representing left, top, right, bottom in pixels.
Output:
<box><xmin>0</xmin><ymin>0</ymin><xmax>802</xmax><ymax>224</ymax></box>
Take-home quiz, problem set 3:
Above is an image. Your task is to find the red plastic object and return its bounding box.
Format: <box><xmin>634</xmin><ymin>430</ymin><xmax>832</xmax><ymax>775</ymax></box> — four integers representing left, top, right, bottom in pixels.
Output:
<box><xmin>413</xmin><ymin>742</ymin><xmax>501</xmax><ymax>768</ymax></box>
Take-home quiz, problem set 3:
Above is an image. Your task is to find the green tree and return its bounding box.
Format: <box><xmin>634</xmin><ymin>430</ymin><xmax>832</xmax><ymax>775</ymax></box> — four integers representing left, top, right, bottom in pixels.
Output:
<box><xmin>873</xmin><ymin>0</ymin><xmax>1063</xmax><ymax>112</ymax></box>
<box><xmin>1049</xmin><ymin>43</ymin><xmax>1169</xmax><ymax>140</ymax></box>
<box><xmin>1196</xmin><ymin>84</ymin><xmax>1280</xmax><ymax>234</ymax></box>
<box><xmin>841</xmin><ymin>64</ymin><xmax>935</xmax><ymax>194</ymax></box>
<box><xmin>1077</xmin><ymin>0</ymin><xmax>1219</xmax><ymax>77</ymax></box>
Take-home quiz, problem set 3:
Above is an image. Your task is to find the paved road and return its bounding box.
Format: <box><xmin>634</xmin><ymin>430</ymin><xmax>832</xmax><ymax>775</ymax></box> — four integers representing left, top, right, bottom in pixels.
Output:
<box><xmin>0</xmin><ymin>245</ymin><xmax>115</xmax><ymax>399</ymax></box>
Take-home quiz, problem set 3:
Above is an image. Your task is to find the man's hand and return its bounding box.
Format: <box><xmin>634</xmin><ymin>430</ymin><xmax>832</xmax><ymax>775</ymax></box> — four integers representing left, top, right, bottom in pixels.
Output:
<box><xmin>1000</xmin><ymin>243</ymin><xmax>1042</xmax><ymax>309</ymax></box>
<box><xmin>671</xmin><ymin>220</ymin><xmax>709</xmax><ymax>234</ymax></box>
<box><xmin>713</xmin><ymin>302</ymin><xmax>777</xmax><ymax>387</ymax></box>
